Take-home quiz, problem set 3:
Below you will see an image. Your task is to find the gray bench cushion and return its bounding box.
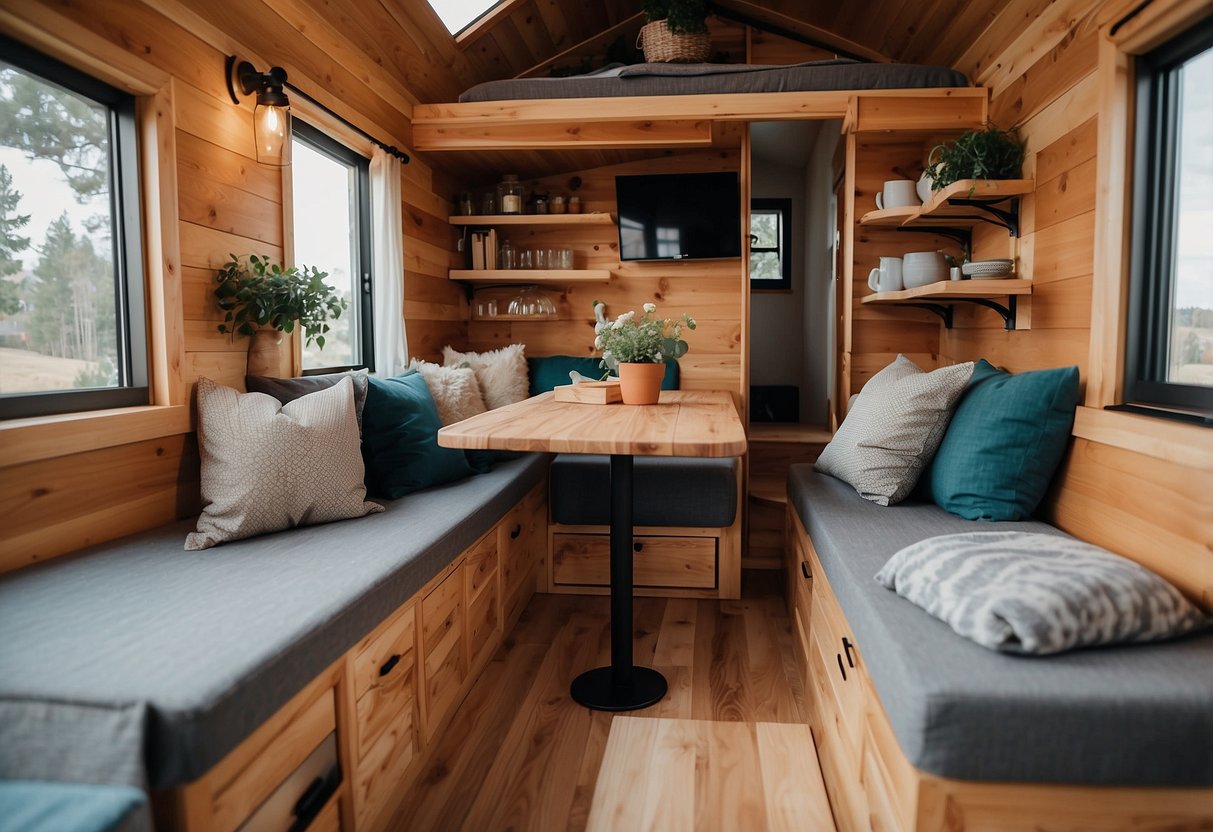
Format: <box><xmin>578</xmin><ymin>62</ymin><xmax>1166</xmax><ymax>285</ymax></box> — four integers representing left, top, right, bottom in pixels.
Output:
<box><xmin>550</xmin><ymin>454</ymin><xmax>738</xmax><ymax>527</ymax></box>
<box><xmin>790</xmin><ymin>466</ymin><xmax>1213</xmax><ymax>787</ymax></box>
<box><xmin>0</xmin><ymin>455</ymin><xmax>549</xmax><ymax>791</ymax></box>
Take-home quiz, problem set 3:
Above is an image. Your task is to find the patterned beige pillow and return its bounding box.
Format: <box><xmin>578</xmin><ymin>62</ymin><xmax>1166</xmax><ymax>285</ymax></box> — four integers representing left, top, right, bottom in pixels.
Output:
<box><xmin>185</xmin><ymin>377</ymin><xmax>383</xmax><ymax>551</ymax></box>
<box><xmin>408</xmin><ymin>359</ymin><xmax>488</xmax><ymax>425</ymax></box>
<box><xmin>816</xmin><ymin>355</ymin><xmax>974</xmax><ymax>505</ymax></box>
<box><xmin>442</xmin><ymin>343</ymin><xmax>529</xmax><ymax>410</ymax></box>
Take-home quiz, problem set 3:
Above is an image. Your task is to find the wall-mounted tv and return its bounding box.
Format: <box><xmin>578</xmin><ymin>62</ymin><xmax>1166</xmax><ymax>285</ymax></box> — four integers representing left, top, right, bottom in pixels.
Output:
<box><xmin>616</xmin><ymin>172</ymin><xmax>742</xmax><ymax>262</ymax></box>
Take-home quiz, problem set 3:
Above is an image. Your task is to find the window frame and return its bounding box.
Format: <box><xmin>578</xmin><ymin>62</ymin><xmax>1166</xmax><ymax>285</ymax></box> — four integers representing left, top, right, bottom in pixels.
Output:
<box><xmin>749</xmin><ymin>197</ymin><xmax>793</xmax><ymax>292</ymax></box>
<box><xmin>0</xmin><ymin>35</ymin><xmax>148</xmax><ymax>420</ymax></box>
<box><xmin>1121</xmin><ymin>16</ymin><xmax>1213</xmax><ymax>422</ymax></box>
<box><xmin>290</xmin><ymin>120</ymin><xmax>374</xmax><ymax>376</ymax></box>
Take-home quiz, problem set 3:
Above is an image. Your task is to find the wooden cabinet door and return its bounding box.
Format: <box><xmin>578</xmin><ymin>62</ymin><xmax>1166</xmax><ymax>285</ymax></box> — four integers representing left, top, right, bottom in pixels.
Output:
<box><xmin>420</xmin><ymin>565</ymin><xmax>466</xmax><ymax>741</ymax></box>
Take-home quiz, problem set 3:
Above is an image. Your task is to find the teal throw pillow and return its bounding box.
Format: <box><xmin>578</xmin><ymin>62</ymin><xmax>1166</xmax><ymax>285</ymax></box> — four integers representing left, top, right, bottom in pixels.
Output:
<box><xmin>526</xmin><ymin>355</ymin><xmax>680</xmax><ymax>395</ymax></box>
<box><xmin>927</xmin><ymin>360</ymin><xmax>1079</xmax><ymax>521</ymax></box>
<box><xmin>362</xmin><ymin>373</ymin><xmax>476</xmax><ymax>498</ymax></box>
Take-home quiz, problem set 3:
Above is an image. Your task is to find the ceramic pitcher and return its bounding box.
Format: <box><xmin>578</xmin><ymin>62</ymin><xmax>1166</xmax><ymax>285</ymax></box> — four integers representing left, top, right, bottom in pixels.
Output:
<box><xmin>868</xmin><ymin>257</ymin><xmax>903</xmax><ymax>293</ymax></box>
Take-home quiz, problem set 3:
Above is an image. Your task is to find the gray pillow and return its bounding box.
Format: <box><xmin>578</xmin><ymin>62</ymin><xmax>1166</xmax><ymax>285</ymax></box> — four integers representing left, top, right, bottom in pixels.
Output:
<box><xmin>245</xmin><ymin>371</ymin><xmax>369</xmax><ymax>433</ymax></box>
<box><xmin>185</xmin><ymin>377</ymin><xmax>383</xmax><ymax>551</ymax></box>
<box><xmin>875</xmin><ymin>531</ymin><xmax>1210</xmax><ymax>655</ymax></box>
<box><xmin>815</xmin><ymin>355</ymin><xmax>973</xmax><ymax>505</ymax></box>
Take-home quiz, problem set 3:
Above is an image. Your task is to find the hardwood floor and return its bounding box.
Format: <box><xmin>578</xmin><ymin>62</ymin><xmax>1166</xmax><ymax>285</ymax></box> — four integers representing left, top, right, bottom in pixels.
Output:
<box><xmin>389</xmin><ymin>572</ymin><xmax>822</xmax><ymax>831</ymax></box>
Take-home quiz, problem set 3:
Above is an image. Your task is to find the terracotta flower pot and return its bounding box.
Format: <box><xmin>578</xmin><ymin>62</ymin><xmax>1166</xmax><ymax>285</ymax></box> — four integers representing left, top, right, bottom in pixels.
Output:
<box><xmin>617</xmin><ymin>362</ymin><xmax>665</xmax><ymax>405</ymax></box>
<box><xmin>246</xmin><ymin>328</ymin><xmax>285</xmax><ymax>378</ymax></box>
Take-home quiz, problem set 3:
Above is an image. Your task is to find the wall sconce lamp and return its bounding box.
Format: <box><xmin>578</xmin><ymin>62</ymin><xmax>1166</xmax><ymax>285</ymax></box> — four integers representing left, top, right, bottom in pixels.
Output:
<box><xmin>225</xmin><ymin>56</ymin><xmax>291</xmax><ymax>166</ymax></box>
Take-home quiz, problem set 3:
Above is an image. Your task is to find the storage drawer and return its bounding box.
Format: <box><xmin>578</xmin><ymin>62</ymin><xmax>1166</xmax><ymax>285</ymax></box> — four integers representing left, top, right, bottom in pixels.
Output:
<box><xmin>466</xmin><ymin>575</ymin><xmax>500</xmax><ymax>670</ymax></box>
<box><xmin>238</xmin><ymin>732</ymin><xmax>340</xmax><ymax>832</ymax></box>
<box><xmin>420</xmin><ymin>566</ymin><xmax>466</xmax><ymax>739</ymax></box>
<box><xmin>352</xmin><ymin>605</ymin><xmax>416</xmax><ymax>761</ymax></box>
<box><xmin>810</xmin><ymin>572</ymin><xmax>867</xmax><ymax>752</ymax></box>
<box><xmin>552</xmin><ymin>534</ymin><xmax>716</xmax><ymax>589</ymax></box>
<box><xmin>465</xmin><ymin>530</ymin><xmax>498</xmax><ymax>603</ymax></box>
<box><xmin>806</xmin><ymin>622</ymin><xmax>868</xmax><ymax>832</ymax></box>
<box><xmin>353</xmin><ymin>696</ymin><xmax>417</xmax><ymax>830</ymax></box>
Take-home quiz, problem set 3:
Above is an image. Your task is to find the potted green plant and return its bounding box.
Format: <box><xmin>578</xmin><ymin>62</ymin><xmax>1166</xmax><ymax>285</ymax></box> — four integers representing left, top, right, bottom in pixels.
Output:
<box><xmin>214</xmin><ymin>253</ymin><xmax>346</xmax><ymax>377</ymax></box>
<box><xmin>639</xmin><ymin>0</ymin><xmax>710</xmax><ymax>63</ymax></box>
<box><xmin>923</xmin><ymin>124</ymin><xmax>1026</xmax><ymax>193</ymax></box>
<box><xmin>593</xmin><ymin>300</ymin><xmax>695</xmax><ymax>404</ymax></box>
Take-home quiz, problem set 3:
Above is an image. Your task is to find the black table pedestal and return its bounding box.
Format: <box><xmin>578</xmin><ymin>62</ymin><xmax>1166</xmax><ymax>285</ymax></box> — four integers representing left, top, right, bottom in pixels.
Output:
<box><xmin>569</xmin><ymin>453</ymin><xmax>668</xmax><ymax>711</ymax></box>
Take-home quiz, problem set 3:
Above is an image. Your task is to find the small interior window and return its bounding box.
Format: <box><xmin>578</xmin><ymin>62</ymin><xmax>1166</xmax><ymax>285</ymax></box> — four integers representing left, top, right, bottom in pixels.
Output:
<box><xmin>749</xmin><ymin>198</ymin><xmax>793</xmax><ymax>291</ymax></box>
<box><xmin>428</xmin><ymin>0</ymin><xmax>508</xmax><ymax>36</ymax></box>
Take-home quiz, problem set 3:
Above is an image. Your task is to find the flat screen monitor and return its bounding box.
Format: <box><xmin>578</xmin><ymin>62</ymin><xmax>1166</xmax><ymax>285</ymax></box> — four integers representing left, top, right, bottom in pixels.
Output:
<box><xmin>615</xmin><ymin>172</ymin><xmax>742</xmax><ymax>262</ymax></box>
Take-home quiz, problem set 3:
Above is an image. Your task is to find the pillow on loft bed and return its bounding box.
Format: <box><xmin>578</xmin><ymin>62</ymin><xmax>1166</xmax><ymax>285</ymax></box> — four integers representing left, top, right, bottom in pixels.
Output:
<box><xmin>924</xmin><ymin>360</ymin><xmax>1079</xmax><ymax>521</ymax></box>
<box><xmin>527</xmin><ymin>355</ymin><xmax>680</xmax><ymax>395</ymax></box>
<box><xmin>876</xmin><ymin>531</ymin><xmax>1210</xmax><ymax>655</ymax></box>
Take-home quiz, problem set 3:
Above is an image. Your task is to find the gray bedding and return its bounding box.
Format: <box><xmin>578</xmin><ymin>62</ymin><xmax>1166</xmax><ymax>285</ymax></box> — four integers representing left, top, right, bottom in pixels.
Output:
<box><xmin>789</xmin><ymin>466</ymin><xmax>1213</xmax><ymax>787</ymax></box>
<box><xmin>0</xmin><ymin>455</ymin><xmax>549</xmax><ymax>791</ymax></box>
<box><xmin>459</xmin><ymin>60</ymin><xmax>970</xmax><ymax>103</ymax></box>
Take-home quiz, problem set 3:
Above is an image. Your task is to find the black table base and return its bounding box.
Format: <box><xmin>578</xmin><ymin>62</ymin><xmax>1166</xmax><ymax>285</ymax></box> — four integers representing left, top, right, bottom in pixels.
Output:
<box><xmin>569</xmin><ymin>454</ymin><xmax>669</xmax><ymax>712</ymax></box>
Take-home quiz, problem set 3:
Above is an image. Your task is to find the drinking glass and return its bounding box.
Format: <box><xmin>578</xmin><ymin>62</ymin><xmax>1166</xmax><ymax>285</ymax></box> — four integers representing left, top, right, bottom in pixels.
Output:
<box><xmin>518</xmin><ymin>249</ymin><xmax>534</xmax><ymax>270</ymax></box>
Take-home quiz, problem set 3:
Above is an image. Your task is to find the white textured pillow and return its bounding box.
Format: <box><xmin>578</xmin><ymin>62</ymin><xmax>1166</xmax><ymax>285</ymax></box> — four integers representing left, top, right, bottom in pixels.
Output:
<box><xmin>185</xmin><ymin>377</ymin><xmax>383</xmax><ymax>550</ymax></box>
<box><xmin>408</xmin><ymin>359</ymin><xmax>488</xmax><ymax>425</ymax></box>
<box><xmin>816</xmin><ymin>355</ymin><xmax>973</xmax><ymax>505</ymax></box>
<box><xmin>442</xmin><ymin>343</ymin><xmax>529</xmax><ymax>410</ymax></box>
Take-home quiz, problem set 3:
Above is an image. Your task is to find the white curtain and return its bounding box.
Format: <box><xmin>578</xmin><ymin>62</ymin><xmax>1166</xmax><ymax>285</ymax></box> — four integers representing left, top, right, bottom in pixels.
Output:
<box><xmin>370</xmin><ymin>147</ymin><xmax>408</xmax><ymax>376</ymax></box>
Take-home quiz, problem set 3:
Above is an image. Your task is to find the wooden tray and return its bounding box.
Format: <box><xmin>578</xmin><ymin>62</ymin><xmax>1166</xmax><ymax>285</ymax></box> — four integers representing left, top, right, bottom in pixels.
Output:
<box><xmin>553</xmin><ymin>381</ymin><xmax>622</xmax><ymax>404</ymax></box>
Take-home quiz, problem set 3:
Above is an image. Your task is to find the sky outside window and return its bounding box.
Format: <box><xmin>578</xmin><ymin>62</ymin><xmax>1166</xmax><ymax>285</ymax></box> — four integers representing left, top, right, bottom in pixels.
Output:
<box><xmin>428</xmin><ymin>0</ymin><xmax>505</xmax><ymax>35</ymax></box>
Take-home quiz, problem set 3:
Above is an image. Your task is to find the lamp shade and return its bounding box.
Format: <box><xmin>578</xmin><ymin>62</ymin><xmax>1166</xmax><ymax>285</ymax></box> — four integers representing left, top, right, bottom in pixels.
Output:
<box><xmin>254</xmin><ymin>103</ymin><xmax>291</xmax><ymax>166</ymax></box>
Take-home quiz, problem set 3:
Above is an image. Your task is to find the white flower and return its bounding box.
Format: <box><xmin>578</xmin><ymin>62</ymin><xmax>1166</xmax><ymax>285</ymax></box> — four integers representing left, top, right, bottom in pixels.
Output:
<box><xmin>612</xmin><ymin>319</ymin><xmax>624</xmax><ymax>330</ymax></box>
<box><xmin>643</xmin><ymin>302</ymin><xmax>656</xmax><ymax>313</ymax></box>
<box><xmin>594</xmin><ymin>335</ymin><xmax>603</xmax><ymax>349</ymax></box>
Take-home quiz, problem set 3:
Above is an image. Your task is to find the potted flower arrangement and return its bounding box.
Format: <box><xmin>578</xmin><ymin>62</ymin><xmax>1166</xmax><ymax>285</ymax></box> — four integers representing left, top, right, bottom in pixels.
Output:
<box><xmin>639</xmin><ymin>0</ymin><xmax>710</xmax><ymax>63</ymax></box>
<box><xmin>594</xmin><ymin>300</ymin><xmax>696</xmax><ymax>404</ymax></box>
<box><xmin>214</xmin><ymin>253</ymin><xmax>346</xmax><ymax>377</ymax></box>
<box><xmin>922</xmin><ymin>123</ymin><xmax>1026</xmax><ymax>194</ymax></box>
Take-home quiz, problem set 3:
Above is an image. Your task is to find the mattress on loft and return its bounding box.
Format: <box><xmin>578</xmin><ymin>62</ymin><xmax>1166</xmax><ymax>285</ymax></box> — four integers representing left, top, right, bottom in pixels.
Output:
<box><xmin>458</xmin><ymin>59</ymin><xmax>970</xmax><ymax>102</ymax></box>
<box><xmin>788</xmin><ymin>466</ymin><xmax>1213</xmax><ymax>787</ymax></box>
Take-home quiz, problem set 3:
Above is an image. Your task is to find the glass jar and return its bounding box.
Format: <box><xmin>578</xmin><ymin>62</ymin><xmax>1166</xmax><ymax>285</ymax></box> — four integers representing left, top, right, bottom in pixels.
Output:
<box><xmin>550</xmin><ymin>194</ymin><xmax>566</xmax><ymax>214</ymax></box>
<box><xmin>458</xmin><ymin>191</ymin><xmax>474</xmax><ymax>215</ymax></box>
<box><xmin>497</xmin><ymin>174</ymin><xmax>524</xmax><ymax>215</ymax></box>
<box><xmin>534</xmin><ymin>195</ymin><xmax>548</xmax><ymax>214</ymax></box>
<box><xmin>481</xmin><ymin>192</ymin><xmax>497</xmax><ymax>215</ymax></box>
<box><xmin>498</xmin><ymin>239</ymin><xmax>516</xmax><ymax>270</ymax></box>
<box><xmin>568</xmin><ymin>195</ymin><xmax>581</xmax><ymax>214</ymax></box>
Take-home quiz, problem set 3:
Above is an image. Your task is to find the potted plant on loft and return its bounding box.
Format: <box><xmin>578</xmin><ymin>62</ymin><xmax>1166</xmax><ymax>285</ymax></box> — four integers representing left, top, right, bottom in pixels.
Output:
<box><xmin>594</xmin><ymin>300</ymin><xmax>695</xmax><ymax>404</ymax></box>
<box><xmin>214</xmin><ymin>254</ymin><xmax>346</xmax><ymax>377</ymax></box>
<box><xmin>639</xmin><ymin>0</ymin><xmax>710</xmax><ymax>63</ymax></box>
<box><xmin>922</xmin><ymin>123</ymin><xmax>1026</xmax><ymax>195</ymax></box>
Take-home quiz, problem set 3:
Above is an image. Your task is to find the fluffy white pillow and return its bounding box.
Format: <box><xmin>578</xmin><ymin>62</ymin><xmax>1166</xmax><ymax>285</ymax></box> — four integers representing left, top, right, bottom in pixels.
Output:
<box><xmin>815</xmin><ymin>355</ymin><xmax>973</xmax><ymax>505</ymax></box>
<box><xmin>408</xmin><ymin>359</ymin><xmax>488</xmax><ymax>425</ymax></box>
<box><xmin>442</xmin><ymin>344</ymin><xmax>529</xmax><ymax>410</ymax></box>
<box><xmin>185</xmin><ymin>377</ymin><xmax>382</xmax><ymax>550</ymax></box>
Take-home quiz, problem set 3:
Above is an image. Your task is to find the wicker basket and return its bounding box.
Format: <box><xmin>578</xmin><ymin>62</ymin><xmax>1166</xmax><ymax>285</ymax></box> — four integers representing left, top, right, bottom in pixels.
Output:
<box><xmin>638</xmin><ymin>20</ymin><xmax>710</xmax><ymax>63</ymax></box>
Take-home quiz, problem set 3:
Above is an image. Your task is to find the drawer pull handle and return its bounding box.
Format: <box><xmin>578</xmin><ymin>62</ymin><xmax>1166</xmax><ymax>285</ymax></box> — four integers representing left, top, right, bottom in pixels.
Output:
<box><xmin>842</xmin><ymin>637</ymin><xmax>855</xmax><ymax>668</ymax></box>
<box><xmin>800</xmin><ymin>561</ymin><xmax>810</xmax><ymax>580</ymax></box>
<box><xmin>510</xmin><ymin>524</ymin><xmax>522</xmax><ymax>539</ymax></box>
<box><xmin>292</xmin><ymin>763</ymin><xmax>341</xmax><ymax>829</ymax></box>
<box><xmin>836</xmin><ymin>653</ymin><xmax>847</xmax><ymax>682</ymax></box>
<box><xmin>379</xmin><ymin>654</ymin><xmax>401</xmax><ymax>677</ymax></box>
<box><xmin>634</xmin><ymin>542</ymin><xmax>644</xmax><ymax>553</ymax></box>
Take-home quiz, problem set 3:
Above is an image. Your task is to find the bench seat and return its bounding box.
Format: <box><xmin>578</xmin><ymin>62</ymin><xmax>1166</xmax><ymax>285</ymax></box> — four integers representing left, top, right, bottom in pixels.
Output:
<box><xmin>0</xmin><ymin>455</ymin><xmax>549</xmax><ymax>793</ymax></box>
<box><xmin>550</xmin><ymin>454</ymin><xmax>738</xmax><ymax>527</ymax></box>
<box><xmin>789</xmin><ymin>465</ymin><xmax>1213</xmax><ymax>787</ymax></box>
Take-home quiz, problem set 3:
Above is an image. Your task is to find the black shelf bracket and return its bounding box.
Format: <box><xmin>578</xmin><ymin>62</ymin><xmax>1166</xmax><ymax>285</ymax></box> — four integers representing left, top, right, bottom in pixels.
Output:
<box><xmin>946</xmin><ymin>196</ymin><xmax>1021</xmax><ymax>237</ymax></box>
<box><xmin>895</xmin><ymin>225</ymin><xmax>972</xmax><ymax>259</ymax></box>
<box><xmin>890</xmin><ymin>295</ymin><xmax>1018</xmax><ymax>330</ymax></box>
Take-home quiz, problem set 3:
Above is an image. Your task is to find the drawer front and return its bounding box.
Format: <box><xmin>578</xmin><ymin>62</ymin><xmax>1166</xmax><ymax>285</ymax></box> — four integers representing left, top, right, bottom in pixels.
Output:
<box><xmin>354</xmin><ymin>620</ymin><xmax>416</xmax><ymax>760</ymax></box>
<box><xmin>352</xmin><ymin>601</ymin><xmax>416</xmax><ymax>707</ymax></box>
<box><xmin>552</xmin><ymin>534</ymin><xmax>716</xmax><ymax>589</ymax></box>
<box><xmin>465</xmin><ymin>530</ymin><xmax>498</xmax><ymax>603</ymax></box>
<box><xmin>806</xmin><ymin>623</ymin><xmax>868</xmax><ymax>832</ymax></box>
<box><xmin>810</xmin><ymin>574</ymin><xmax>867</xmax><ymax>751</ymax></box>
<box><xmin>354</xmin><ymin>695</ymin><xmax>417</xmax><ymax>830</ymax></box>
<box><xmin>421</xmin><ymin>567</ymin><xmax>466</xmax><ymax>739</ymax></box>
<box><xmin>237</xmin><ymin>733</ymin><xmax>340</xmax><ymax>832</ymax></box>
<box><xmin>466</xmin><ymin>575</ymin><xmax>500</xmax><ymax>670</ymax></box>
<box><xmin>863</xmin><ymin>738</ymin><xmax>907</xmax><ymax>832</ymax></box>
<box><xmin>499</xmin><ymin>504</ymin><xmax>530</xmax><ymax>600</ymax></box>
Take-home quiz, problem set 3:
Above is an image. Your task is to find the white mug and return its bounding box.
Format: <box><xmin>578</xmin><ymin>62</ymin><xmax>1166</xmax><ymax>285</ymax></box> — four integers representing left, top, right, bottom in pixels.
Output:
<box><xmin>875</xmin><ymin>179</ymin><xmax>918</xmax><ymax>211</ymax></box>
<box><xmin>868</xmin><ymin>256</ymin><xmax>903</xmax><ymax>293</ymax></box>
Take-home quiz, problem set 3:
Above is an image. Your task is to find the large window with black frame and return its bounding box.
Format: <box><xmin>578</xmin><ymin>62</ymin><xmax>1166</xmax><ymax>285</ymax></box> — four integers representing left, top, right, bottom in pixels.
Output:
<box><xmin>0</xmin><ymin>36</ymin><xmax>147</xmax><ymax>419</ymax></box>
<box><xmin>1123</xmin><ymin>17</ymin><xmax>1213</xmax><ymax>422</ymax></box>
<box><xmin>291</xmin><ymin>120</ymin><xmax>373</xmax><ymax>374</ymax></box>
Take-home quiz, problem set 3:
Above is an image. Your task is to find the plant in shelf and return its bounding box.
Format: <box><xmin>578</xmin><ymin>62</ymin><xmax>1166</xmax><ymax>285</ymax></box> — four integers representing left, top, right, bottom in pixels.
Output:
<box><xmin>923</xmin><ymin>124</ymin><xmax>1026</xmax><ymax>193</ymax></box>
<box><xmin>639</xmin><ymin>0</ymin><xmax>710</xmax><ymax>63</ymax></box>
<box><xmin>214</xmin><ymin>254</ymin><xmax>346</xmax><ymax>377</ymax></box>
<box><xmin>593</xmin><ymin>300</ymin><xmax>695</xmax><ymax>404</ymax></box>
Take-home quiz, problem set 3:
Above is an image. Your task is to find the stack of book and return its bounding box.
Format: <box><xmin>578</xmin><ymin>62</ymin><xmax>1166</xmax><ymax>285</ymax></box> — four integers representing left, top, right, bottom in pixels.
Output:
<box><xmin>468</xmin><ymin>229</ymin><xmax>498</xmax><ymax>270</ymax></box>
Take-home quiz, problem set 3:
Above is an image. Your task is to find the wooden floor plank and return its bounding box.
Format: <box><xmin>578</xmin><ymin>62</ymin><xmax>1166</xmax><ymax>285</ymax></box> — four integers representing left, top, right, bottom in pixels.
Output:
<box><xmin>756</xmin><ymin>722</ymin><xmax>834</xmax><ymax>832</ymax></box>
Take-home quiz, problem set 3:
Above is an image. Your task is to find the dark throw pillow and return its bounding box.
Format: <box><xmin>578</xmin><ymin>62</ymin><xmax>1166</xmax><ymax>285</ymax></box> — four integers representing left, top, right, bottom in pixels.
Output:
<box><xmin>246</xmin><ymin>371</ymin><xmax>370</xmax><ymax>433</ymax></box>
<box><xmin>361</xmin><ymin>373</ymin><xmax>476</xmax><ymax>499</ymax></box>
<box><xmin>927</xmin><ymin>360</ymin><xmax>1080</xmax><ymax>521</ymax></box>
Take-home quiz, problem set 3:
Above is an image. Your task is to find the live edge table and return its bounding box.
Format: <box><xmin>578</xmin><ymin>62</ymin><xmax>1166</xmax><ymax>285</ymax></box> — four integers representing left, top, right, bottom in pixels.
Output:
<box><xmin>438</xmin><ymin>389</ymin><xmax>747</xmax><ymax>711</ymax></box>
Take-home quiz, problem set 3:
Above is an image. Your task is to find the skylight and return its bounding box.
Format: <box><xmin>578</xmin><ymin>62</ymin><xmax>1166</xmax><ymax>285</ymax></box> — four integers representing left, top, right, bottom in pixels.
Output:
<box><xmin>428</xmin><ymin>0</ymin><xmax>504</xmax><ymax>35</ymax></box>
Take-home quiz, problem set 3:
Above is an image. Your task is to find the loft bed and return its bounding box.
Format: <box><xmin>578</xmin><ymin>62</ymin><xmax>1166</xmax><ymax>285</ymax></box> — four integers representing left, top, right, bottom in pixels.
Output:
<box><xmin>411</xmin><ymin>61</ymin><xmax>986</xmax><ymax>154</ymax></box>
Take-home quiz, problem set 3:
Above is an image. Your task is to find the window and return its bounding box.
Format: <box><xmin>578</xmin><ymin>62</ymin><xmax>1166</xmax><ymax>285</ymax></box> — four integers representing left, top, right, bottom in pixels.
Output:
<box><xmin>750</xmin><ymin>198</ymin><xmax>792</xmax><ymax>291</ymax></box>
<box><xmin>1123</xmin><ymin>18</ymin><xmax>1213</xmax><ymax>420</ymax></box>
<box><xmin>291</xmin><ymin>121</ymin><xmax>373</xmax><ymax>373</ymax></box>
<box><xmin>428</xmin><ymin>0</ymin><xmax>506</xmax><ymax>36</ymax></box>
<box><xmin>0</xmin><ymin>36</ymin><xmax>147</xmax><ymax>419</ymax></box>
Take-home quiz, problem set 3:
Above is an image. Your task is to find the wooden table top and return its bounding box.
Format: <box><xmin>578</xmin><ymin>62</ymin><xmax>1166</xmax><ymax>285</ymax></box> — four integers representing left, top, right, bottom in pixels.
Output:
<box><xmin>437</xmin><ymin>390</ymin><xmax>747</xmax><ymax>457</ymax></box>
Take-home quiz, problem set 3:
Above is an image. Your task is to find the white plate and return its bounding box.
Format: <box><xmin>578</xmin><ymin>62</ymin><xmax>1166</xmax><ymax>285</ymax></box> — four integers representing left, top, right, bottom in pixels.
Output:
<box><xmin>962</xmin><ymin>259</ymin><xmax>1014</xmax><ymax>277</ymax></box>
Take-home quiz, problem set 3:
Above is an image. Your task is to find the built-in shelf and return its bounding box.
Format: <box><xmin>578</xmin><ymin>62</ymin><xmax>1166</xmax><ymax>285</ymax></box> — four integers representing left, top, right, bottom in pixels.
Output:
<box><xmin>449</xmin><ymin>213</ymin><xmax>616</xmax><ymax>226</ymax></box>
<box><xmin>450</xmin><ymin>269</ymin><xmax>613</xmax><ymax>284</ymax></box>
<box><xmin>862</xmin><ymin>278</ymin><xmax>1032</xmax><ymax>330</ymax></box>
<box><xmin>859</xmin><ymin>179</ymin><xmax>1034</xmax><ymax>236</ymax></box>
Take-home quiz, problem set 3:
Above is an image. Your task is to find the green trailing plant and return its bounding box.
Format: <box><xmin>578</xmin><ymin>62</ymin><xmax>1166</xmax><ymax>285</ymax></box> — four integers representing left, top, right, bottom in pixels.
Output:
<box><xmin>924</xmin><ymin>124</ymin><xmax>1025</xmax><ymax>191</ymax></box>
<box><xmin>214</xmin><ymin>253</ymin><xmax>345</xmax><ymax>349</ymax></box>
<box><xmin>641</xmin><ymin>0</ymin><xmax>709</xmax><ymax>34</ymax></box>
<box><xmin>593</xmin><ymin>300</ymin><xmax>696</xmax><ymax>371</ymax></box>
